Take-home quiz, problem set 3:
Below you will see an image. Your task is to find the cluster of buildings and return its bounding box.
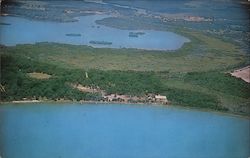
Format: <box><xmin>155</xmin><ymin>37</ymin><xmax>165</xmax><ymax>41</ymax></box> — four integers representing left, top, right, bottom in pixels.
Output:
<box><xmin>103</xmin><ymin>94</ymin><xmax>169</xmax><ymax>104</ymax></box>
<box><xmin>72</xmin><ymin>83</ymin><xmax>169</xmax><ymax>105</ymax></box>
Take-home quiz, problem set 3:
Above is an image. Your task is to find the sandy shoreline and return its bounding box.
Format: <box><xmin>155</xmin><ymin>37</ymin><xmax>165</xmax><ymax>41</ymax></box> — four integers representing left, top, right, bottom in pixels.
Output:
<box><xmin>1</xmin><ymin>99</ymin><xmax>164</xmax><ymax>106</ymax></box>
<box><xmin>11</xmin><ymin>100</ymin><xmax>41</xmax><ymax>103</ymax></box>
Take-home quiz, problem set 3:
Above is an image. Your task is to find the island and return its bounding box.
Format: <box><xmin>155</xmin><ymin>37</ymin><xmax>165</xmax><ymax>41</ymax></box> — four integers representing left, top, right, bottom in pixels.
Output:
<box><xmin>89</xmin><ymin>40</ymin><xmax>112</xmax><ymax>45</ymax></box>
<box><xmin>65</xmin><ymin>33</ymin><xmax>82</xmax><ymax>37</ymax></box>
<box><xmin>0</xmin><ymin>22</ymin><xmax>11</xmax><ymax>25</ymax></box>
<box><xmin>129</xmin><ymin>32</ymin><xmax>145</xmax><ymax>37</ymax></box>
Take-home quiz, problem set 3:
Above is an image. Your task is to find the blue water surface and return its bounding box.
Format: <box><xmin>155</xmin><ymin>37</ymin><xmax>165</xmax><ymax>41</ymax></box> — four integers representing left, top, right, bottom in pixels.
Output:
<box><xmin>0</xmin><ymin>15</ymin><xmax>189</xmax><ymax>50</ymax></box>
<box><xmin>0</xmin><ymin>103</ymin><xmax>249</xmax><ymax>158</ymax></box>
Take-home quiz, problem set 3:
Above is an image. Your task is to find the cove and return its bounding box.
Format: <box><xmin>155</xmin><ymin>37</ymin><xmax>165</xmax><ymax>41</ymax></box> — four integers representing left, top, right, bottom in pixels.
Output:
<box><xmin>0</xmin><ymin>15</ymin><xmax>189</xmax><ymax>50</ymax></box>
<box><xmin>0</xmin><ymin>103</ymin><xmax>249</xmax><ymax>158</ymax></box>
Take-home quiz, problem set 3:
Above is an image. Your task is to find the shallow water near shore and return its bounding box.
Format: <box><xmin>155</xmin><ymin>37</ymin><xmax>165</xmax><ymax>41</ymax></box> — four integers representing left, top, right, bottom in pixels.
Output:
<box><xmin>0</xmin><ymin>103</ymin><xmax>249</xmax><ymax>158</ymax></box>
<box><xmin>0</xmin><ymin>15</ymin><xmax>189</xmax><ymax>50</ymax></box>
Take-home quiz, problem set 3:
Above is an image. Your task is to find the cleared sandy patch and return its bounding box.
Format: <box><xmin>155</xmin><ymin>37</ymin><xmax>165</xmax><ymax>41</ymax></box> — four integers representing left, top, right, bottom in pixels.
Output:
<box><xmin>71</xmin><ymin>84</ymin><xmax>101</xmax><ymax>93</ymax></box>
<box><xmin>230</xmin><ymin>66</ymin><xmax>250</xmax><ymax>83</ymax></box>
<box><xmin>27</xmin><ymin>72</ymin><xmax>51</xmax><ymax>79</ymax></box>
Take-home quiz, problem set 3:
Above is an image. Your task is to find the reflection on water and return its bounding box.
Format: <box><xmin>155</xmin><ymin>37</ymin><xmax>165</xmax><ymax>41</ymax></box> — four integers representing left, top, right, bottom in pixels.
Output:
<box><xmin>0</xmin><ymin>15</ymin><xmax>189</xmax><ymax>50</ymax></box>
<box><xmin>0</xmin><ymin>103</ymin><xmax>249</xmax><ymax>158</ymax></box>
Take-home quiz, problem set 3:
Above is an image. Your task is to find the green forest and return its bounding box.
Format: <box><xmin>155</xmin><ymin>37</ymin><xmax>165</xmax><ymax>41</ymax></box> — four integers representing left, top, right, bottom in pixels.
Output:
<box><xmin>1</xmin><ymin>46</ymin><xmax>249</xmax><ymax>114</ymax></box>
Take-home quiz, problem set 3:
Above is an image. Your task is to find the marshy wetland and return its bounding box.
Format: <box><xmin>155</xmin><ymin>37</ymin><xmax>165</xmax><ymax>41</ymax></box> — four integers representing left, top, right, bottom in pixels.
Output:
<box><xmin>0</xmin><ymin>0</ymin><xmax>250</xmax><ymax>157</ymax></box>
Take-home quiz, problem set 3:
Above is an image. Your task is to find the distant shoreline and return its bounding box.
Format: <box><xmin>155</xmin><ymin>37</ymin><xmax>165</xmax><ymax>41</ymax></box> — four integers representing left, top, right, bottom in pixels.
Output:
<box><xmin>1</xmin><ymin>100</ymin><xmax>249</xmax><ymax>119</ymax></box>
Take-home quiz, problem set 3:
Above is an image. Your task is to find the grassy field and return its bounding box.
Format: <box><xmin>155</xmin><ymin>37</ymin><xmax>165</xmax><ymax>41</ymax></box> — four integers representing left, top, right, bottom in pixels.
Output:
<box><xmin>1</xmin><ymin>29</ymin><xmax>249</xmax><ymax>115</ymax></box>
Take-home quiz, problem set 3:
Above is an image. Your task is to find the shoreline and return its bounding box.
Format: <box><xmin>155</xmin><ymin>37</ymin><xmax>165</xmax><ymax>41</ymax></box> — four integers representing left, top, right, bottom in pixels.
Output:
<box><xmin>1</xmin><ymin>100</ymin><xmax>249</xmax><ymax>119</ymax></box>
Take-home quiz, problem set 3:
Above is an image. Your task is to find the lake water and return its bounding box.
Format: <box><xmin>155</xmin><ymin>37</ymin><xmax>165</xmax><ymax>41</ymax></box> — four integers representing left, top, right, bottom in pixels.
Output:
<box><xmin>0</xmin><ymin>15</ymin><xmax>189</xmax><ymax>50</ymax></box>
<box><xmin>0</xmin><ymin>103</ymin><xmax>249</xmax><ymax>158</ymax></box>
